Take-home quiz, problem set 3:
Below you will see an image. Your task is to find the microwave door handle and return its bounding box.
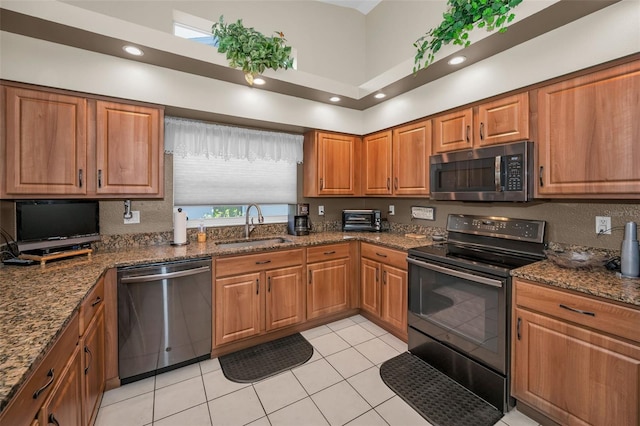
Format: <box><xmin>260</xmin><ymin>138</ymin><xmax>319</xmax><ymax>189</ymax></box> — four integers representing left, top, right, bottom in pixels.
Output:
<box><xmin>495</xmin><ymin>156</ymin><xmax>503</xmax><ymax>192</ymax></box>
<box><xmin>407</xmin><ymin>257</ymin><xmax>504</xmax><ymax>288</ymax></box>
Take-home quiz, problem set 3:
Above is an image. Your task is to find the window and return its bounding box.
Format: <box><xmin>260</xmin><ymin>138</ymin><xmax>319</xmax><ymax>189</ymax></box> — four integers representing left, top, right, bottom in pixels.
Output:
<box><xmin>173</xmin><ymin>22</ymin><xmax>218</xmax><ymax>47</ymax></box>
<box><xmin>166</xmin><ymin>117</ymin><xmax>303</xmax><ymax>228</ymax></box>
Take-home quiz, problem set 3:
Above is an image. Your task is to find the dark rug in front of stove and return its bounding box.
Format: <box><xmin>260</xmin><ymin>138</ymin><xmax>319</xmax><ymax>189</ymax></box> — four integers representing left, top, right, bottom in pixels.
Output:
<box><xmin>380</xmin><ymin>352</ymin><xmax>503</xmax><ymax>426</ymax></box>
<box><xmin>219</xmin><ymin>333</ymin><xmax>313</xmax><ymax>383</ymax></box>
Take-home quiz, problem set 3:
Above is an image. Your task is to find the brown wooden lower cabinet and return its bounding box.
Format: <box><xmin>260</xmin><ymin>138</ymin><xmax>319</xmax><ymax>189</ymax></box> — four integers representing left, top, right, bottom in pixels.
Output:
<box><xmin>306</xmin><ymin>243</ymin><xmax>352</xmax><ymax>320</ymax></box>
<box><xmin>39</xmin><ymin>346</ymin><xmax>83</xmax><ymax>426</ymax></box>
<box><xmin>81</xmin><ymin>306</ymin><xmax>106</xmax><ymax>426</ymax></box>
<box><xmin>359</xmin><ymin>243</ymin><xmax>407</xmax><ymax>340</ymax></box>
<box><xmin>214</xmin><ymin>249</ymin><xmax>305</xmax><ymax>346</ymax></box>
<box><xmin>512</xmin><ymin>278</ymin><xmax>640</xmax><ymax>426</ymax></box>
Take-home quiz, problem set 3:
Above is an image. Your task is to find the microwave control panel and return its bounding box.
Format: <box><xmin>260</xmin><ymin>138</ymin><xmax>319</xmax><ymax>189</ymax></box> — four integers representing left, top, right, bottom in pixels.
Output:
<box><xmin>505</xmin><ymin>154</ymin><xmax>523</xmax><ymax>191</ymax></box>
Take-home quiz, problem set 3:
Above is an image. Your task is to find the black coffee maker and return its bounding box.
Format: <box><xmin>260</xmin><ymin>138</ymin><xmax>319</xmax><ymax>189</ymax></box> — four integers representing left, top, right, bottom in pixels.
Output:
<box><xmin>287</xmin><ymin>204</ymin><xmax>311</xmax><ymax>236</ymax></box>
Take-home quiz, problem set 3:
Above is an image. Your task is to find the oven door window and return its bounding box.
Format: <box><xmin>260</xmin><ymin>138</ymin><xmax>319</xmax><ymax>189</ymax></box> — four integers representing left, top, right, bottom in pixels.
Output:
<box><xmin>408</xmin><ymin>260</ymin><xmax>506</xmax><ymax>373</ymax></box>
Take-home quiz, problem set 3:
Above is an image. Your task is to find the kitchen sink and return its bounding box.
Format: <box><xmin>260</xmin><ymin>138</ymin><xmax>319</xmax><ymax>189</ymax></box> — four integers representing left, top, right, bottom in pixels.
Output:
<box><xmin>215</xmin><ymin>237</ymin><xmax>292</xmax><ymax>249</ymax></box>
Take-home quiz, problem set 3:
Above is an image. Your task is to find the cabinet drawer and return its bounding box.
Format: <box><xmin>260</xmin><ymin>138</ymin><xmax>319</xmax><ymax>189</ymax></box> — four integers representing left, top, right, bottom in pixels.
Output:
<box><xmin>361</xmin><ymin>243</ymin><xmax>407</xmax><ymax>270</ymax></box>
<box><xmin>515</xmin><ymin>278</ymin><xmax>640</xmax><ymax>344</ymax></box>
<box><xmin>306</xmin><ymin>243</ymin><xmax>350</xmax><ymax>263</ymax></box>
<box><xmin>0</xmin><ymin>313</ymin><xmax>79</xmax><ymax>426</ymax></box>
<box><xmin>216</xmin><ymin>249</ymin><xmax>303</xmax><ymax>277</ymax></box>
<box><xmin>79</xmin><ymin>276</ymin><xmax>105</xmax><ymax>335</ymax></box>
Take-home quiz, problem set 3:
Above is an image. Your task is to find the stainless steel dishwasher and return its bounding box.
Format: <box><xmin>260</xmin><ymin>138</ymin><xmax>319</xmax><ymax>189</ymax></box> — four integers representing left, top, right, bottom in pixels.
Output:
<box><xmin>117</xmin><ymin>258</ymin><xmax>212</xmax><ymax>384</ymax></box>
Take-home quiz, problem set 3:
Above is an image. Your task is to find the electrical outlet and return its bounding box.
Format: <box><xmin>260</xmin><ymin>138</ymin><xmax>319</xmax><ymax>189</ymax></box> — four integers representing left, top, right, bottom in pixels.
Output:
<box><xmin>388</xmin><ymin>205</ymin><xmax>395</xmax><ymax>216</ymax></box>
<box><xmin>595</xmin><ymin>216</ymin><xmax>611</xmax><ymax>234</ymax></box>
<box><xmin>318</xmin><ymin>205</ymin><xmax>325</xmax><ymax>216</ymax></box>
<box><xmin>124</xmin><ymin>211</ymin><xmax>140</xmax><ymax>224</ymax></box>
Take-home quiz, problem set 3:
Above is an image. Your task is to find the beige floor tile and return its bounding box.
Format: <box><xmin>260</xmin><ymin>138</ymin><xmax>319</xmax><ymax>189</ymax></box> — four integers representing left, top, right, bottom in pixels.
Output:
<box><xmin>347</xmin><ymin>367</ymin><xmax>395</xmax><ymax>407</ymax></box>
<box><xmin>349</xmin><ymin>314</ymin><xmax>369</xmax><ymax>324</ymax></box>
<box><xmin>100</xmin><ymin>376</ymin><xmax>155</xmax><ymax>407</ymax></box>
<box><xmin>379</xmin><ymin>332</ymin><xmax>408</xmax><ymax>353</ymax></box>
<box><xmin>335</xmin><ymin>324</ymin><xmax>376</xmax><ymax>346</ymax></box>
<box><xmin>359</xmin><ymin>321</ymin><xmax>388</xmax><ymax>337</ymax></box>
<box><xmin>311</xmin><ymin>381</ymin><xmax>371</xmax><ymax>426</ymax></box>
<box><xmin>308</xmin><ymin>332</ymin><xmax>350</xmax><ymax>357</ymax></box>
<box><xmin>253</xmin><ymin>371</ymin><xmax>308</xmax><ymax>413</ymax></box>
<box><xmin>292</xmin><ymin>358</ymin><xmax>343</xmax><ymax>395</ymax></box>
<box><xmin>268</xmin><ymin>397</ymin><xmax>329</xmax><ymax>426</ymax></box>
<box><xmin>301</xmin><ymin>324</ymin><xmax>333</xmax><ymax>340</ymax></box>
<box><xmin>199</xmin><ymin>357</ymin><xmax>221</xmax><ymax>375</ymax></box>
<box><xmin>326</xmin><ymin>317</ymin><xmax>357</xmax><ymax>332</ymax></box>
<box><xmin>375</xmin><ymin>396</ymin><xmax>432</xmax><ymax>426</ymax></box>
<box><xmin>153</xmin><ymin>402</ymin><xmax>212</xmax><ymax>426</ymax></box>
<box><xmin>202</xmin><ymin>369</ymin><xmax>250</xmax><ymax>400</ymax></box>
<box><xmin>155</xmin><ymin>363</ymin><xmax>202</xmax><ymax>389</ymax></box>
<box><xmin>246</xmin><ymin>416</ymin><xmax>271</xmax><ymax>426</ymax></box>
<box><xmin>345</xmin><ymin>409</ymin><xmax>389</xmax><ymax>426</ymax></box>
<box><xmin>154</xmin><ymin>376</ymin><xmax>207</xmax><ymax>421</ymax></box>
<box><xmin>95</xmin><ymin>392</ymin><xmax>154</xmax><ymax>426</ymax></box>
<box><xmin>208</xmin><ymin>387</ymin><xmax>265</xmax><ymax>426</ymax></box>
<box><xmin>502</xmin><ymin>407</ymin><xmax>540</xmax><ymax>426</ymax></box>
<box><xmin>355</xmin><ymin>338</ymin><xmax>400</xmax><ymax>365</ymax></box>
<box><xmin>325</xmin><ymin>347</ymin><xmax>374</xmax><ymax>379</ymax></box>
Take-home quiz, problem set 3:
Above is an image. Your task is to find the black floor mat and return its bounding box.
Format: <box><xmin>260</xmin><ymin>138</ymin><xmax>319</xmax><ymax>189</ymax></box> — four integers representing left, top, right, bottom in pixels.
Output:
<box><xmin>219</xmin><ymin>333</ymin><xmax>313</xmax><ymax>383</ymax></box>
<box><xmin>380</xmin><ymin>352</ymin><xmax>503</xmax><ymax>426</ymax></box>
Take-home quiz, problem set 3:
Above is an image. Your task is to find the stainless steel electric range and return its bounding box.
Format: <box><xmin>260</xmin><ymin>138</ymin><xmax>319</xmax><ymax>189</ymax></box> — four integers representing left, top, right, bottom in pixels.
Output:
<box><xmin>407</xmin><ymin>214</ymin><xmax>546</xmax><ymax>412</ymax></box>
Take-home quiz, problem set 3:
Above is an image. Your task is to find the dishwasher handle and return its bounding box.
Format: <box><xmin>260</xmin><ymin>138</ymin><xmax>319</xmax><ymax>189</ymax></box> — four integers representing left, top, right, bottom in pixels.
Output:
<box><xmin>120</xmin><ymin>265</ymin><xmax>211</xmax><ymax>283</ymax></box>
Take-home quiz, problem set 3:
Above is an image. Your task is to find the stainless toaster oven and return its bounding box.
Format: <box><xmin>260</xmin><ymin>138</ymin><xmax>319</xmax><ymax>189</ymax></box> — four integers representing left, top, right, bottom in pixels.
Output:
<box><xmin>342</xmin><ymin>209</ymin><xmax>381</xmax><ymax>232</ymax></box>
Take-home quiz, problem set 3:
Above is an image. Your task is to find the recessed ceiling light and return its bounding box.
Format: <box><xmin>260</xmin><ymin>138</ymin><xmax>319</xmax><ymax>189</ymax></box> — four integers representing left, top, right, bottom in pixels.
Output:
<box><xmin>448</xmin><ymin>56</ymin><xmax>466</xmax><ymax>65</ymax></box>
<box><xmin>330</xmin><ymin>96</ymin><xmax>341</xmax><ymax>102</ymax></box>
<box><xmin>374</xmin><ymin>93</ymin><xmax>386</xmax><ymax>99</ymax></box>
<box><xmin>253</xmin><ymin>77</ymin><xmax>266</xmax><ymax>85</ymax></box>
<box><xmin>123</xmin><ymin>45</ymin><xmax>144</xmax><ymax>56</ymax></box>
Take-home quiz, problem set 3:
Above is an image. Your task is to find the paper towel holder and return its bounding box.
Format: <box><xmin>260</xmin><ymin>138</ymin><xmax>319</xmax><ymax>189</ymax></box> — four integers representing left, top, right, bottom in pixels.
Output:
<box><xmin>171</xmin><ymin>207</ymin><xmax>190</xmax><ymax>246</ymax></box>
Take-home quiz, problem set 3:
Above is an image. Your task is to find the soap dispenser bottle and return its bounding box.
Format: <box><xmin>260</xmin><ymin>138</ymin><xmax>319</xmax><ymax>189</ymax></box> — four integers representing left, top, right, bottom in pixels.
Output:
<box><xmin>621</xmin><ymin>221</ymin><xmax>639</xmax><ymax>277</ymax></box>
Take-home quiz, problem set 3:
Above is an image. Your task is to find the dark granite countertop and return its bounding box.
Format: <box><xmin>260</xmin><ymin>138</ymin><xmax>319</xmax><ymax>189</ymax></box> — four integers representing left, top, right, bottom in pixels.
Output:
<box><xmin>511</xmin><ymin>260</ymin><xmax>640</xmax><ymax>307</ymax></box>
<box><xmin>3</xmin><ymin>230</ymin><xmax>639</xmax><ymax>414</ymax></box>
<box><xmin>0</xmin><ymin>231</ymin><xmax>428</xmax><ymax>413</ymax></box>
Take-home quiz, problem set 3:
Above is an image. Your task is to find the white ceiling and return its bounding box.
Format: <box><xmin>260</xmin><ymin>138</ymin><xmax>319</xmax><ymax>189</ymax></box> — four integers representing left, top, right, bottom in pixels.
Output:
<box><xmin>317</xmin><ymin>0</ymin><xmax>382</xmax><ymax>14</ymax></box>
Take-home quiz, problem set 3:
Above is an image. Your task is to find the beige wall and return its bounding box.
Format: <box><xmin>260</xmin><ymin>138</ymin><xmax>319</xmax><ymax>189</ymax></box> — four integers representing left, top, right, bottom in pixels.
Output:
<box><xmin>97</xmin><ymin>155</ymin><xmax>639</xmax><ymax>251</ymax></box>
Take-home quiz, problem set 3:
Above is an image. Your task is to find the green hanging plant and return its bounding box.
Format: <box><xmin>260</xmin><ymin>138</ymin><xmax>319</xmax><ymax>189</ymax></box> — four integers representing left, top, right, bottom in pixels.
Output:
<box><xmin>413</xmin><ymin>0</ymin><xmax>523</xmax><ymax>73</ymax></box>
<box><xmin>212</xmin><ymin>15</ymin><xmax>295</xmax><ymax>85</ymax></box>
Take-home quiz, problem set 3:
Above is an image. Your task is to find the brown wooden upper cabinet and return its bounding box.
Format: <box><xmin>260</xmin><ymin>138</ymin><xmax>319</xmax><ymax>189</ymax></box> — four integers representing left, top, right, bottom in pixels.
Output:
<box><xmin>536</xmin><ymin>60</ymin><xmax>640</xmax><ymax>198</ymax></box>
<box><xmin>303</xmin><ymin>131</ymin><xmax>361</xmax><ymax>196</ymax></box>
<box><xmin>1</xmin><ymin>83</ymin><xmax>164</xmax><ymax>199</ymax></box>
<box><xmin>94</xmin><ymin>101</ymin><xmax>163</xmax><ymax>196</ymax></box>
<box><xmin>433</xmin><ymin>93</ymin><xmax>529</xmax><ymax>153</ymax></box>
<box><xmin>362</xmin><ymin>120</ymin><xmax>432</xmax><ymax>197</ymax></box>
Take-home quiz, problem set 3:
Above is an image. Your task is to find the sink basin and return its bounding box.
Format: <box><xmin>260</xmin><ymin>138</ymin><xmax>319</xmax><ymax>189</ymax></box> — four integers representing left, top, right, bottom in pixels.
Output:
<box><xmin>216</xmin><ymin>237</ymin><xmax>292</xmax><ymax>249</ymax></box>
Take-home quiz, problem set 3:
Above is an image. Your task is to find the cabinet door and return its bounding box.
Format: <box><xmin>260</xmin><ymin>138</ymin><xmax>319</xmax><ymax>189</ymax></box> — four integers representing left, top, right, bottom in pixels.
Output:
<box><xmin>476</xmin><ymin>93</ymin><xmax>529</xmax><ymax>147</ymax></box>
<box><xmin>304</xmin><ymin>132</ymin><xmax>359</xmax><ymax>196</ymax></box>
<box><xmin>39</xmin><ymin>346</ymin><xmax>82</xmax><ymax>426</ymax></box>
<box><xmin>95</xmin><ymin>101</ymin><xmax>162</xmax><ymax>196</ymax></box>
<box><xmin>81</xmin><ymin>307</ymin><xmax>105</xmax><ymax>426</ymax></box>
<box><xmin>513</xmin><ymin>309</ymin><xmax>640</xmax><ymax>426</ymax></box>
<box><xmin>392</xmin><ymin>120</ymin><xmax>431</xmax><ymax>195</ymax></box>
<box><xmin>537</xmin><ymin>61</ymin><xmax>640</xmax><ymax>197</ymax></box>
<box><xmin>307</xmin><ymin>259</ymin><xmax>349</xmax><ymax>319</ymax></box>
<box><xmin>4</xmin><ymin>86</ymin><xmax>87</xmax><ymax>195</ymax></box>
<box><xmin>265</xmin><ymin>266</ymin><xmax>304</xmax><ymax>331</ymax></box>
<box><xmin>360</xmin><ymin>258</ymin><xmax>380</xmax><ymax>316</ymax></box>
<box><xmin>433</xmin><ymin>108</ymin><xmax>473</xmax><ymax>153</ymax></box>
<box><xmin>362</xmin><ymin>131</ymin><xmax>392</xmax><ymax>195</ymax></box>
<box><xmin>381</xmin><ymin>265</ymin><xmax>407</xmax><ymax>335</ymax></box>
<box><xmin>215</xmin><ymin>272</ymin><xmax>261</xmax><ymax>346</ymax></box>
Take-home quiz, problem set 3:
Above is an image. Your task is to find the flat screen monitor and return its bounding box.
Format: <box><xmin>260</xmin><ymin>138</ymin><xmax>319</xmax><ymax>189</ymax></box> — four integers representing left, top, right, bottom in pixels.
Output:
<box><xmin>16</xmin><ymin>200</ymin><xmax>100</xmax><ymax>253</ymax></box>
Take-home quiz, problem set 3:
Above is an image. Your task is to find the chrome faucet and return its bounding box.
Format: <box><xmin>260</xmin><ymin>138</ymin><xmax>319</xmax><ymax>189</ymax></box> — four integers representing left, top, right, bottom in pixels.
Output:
<box><xmin>245</xmin><ymin>203</ymin><xmax>264</xmax><ymax>239</ymax></box>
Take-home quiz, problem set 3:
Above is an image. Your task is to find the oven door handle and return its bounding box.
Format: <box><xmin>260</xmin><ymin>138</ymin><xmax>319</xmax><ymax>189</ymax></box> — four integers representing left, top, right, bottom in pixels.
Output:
<box><xmin>407</xmin><ymin>257</ymin><xmax>504</xmax><ymax>288</ymax></box>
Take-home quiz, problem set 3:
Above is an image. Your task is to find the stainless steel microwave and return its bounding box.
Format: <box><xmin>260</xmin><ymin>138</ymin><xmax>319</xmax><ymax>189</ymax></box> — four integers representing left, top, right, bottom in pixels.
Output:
<box><xmin>430</xmin><ymin>141</ymin><xmax>534</xmax><ymax>202</ymax></box>
<box><xmin>342</xmin><ymin>210</ymin><xmax>382</xmax><ymax>232</ymax></box>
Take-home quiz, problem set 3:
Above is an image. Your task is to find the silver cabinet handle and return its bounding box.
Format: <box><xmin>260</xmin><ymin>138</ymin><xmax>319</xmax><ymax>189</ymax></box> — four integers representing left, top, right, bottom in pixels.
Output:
<box><xmin>375</xmin><ymin>252</ymin><xmax>388</xmax><ymax>258</ymax></box>
<box><xmin>91</xmin><ymin>296</ymin><xmax>102</xmax><ymax>307</ymax></box>
<box><xmin>479</xmin><ymin>122</ymin><xmax>485</xmax><ymax>140</ymax></box>
<box><xmin>324</xmin><ymin>251</ymin><xmax>336</xmax><ymax>255</ymax></box>
<box><xmin>495</xmin><ymin>156</ymin><xmax>502</xmax><ymax>192</ymax></box>
<box><xmin>98</xmin><ymin>169</ymin><xmax>103</xmax><ymax>188</ymax></box>
<box><xmin>78</xmin><ymin>169</ymin><xmax>83</xmax><ymax>188</ymax></box>
<box><xmin>539</xmin><ymin>166</ymin><xmax>544</xmax><ymax>187</ymax></box>
<box><xmin>255</xmin><ymin>260</ymin><xmax>271</xmax><ymax>265</ymax></box>
<box><xmin>120</xmin><ymin>266</ymin><xmax>211</xmax><ymax>283</ymax></box>
<box><xmin>84</xmin><ymin>346</ymin><xmax>93</xmax><ymax>374</ymax></box>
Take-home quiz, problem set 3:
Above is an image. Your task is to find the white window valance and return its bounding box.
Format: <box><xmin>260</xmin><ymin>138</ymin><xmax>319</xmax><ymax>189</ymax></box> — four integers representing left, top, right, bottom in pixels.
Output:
<box><xmin>164</xmin><ymin>116</ymin><xmax>303</xmax><ymax>164</ymax></box>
